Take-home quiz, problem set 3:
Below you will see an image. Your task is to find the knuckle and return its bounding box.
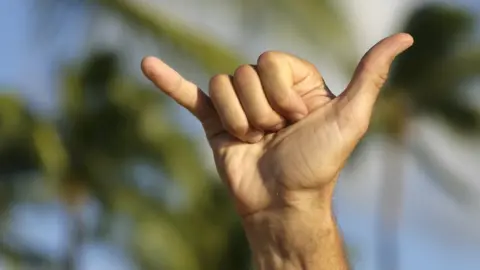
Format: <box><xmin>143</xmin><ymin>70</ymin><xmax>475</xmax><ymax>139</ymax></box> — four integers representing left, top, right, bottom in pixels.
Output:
<box><xmin>358</xmin><ymin>60</ymin><xmax>389</xmax><ymax>89</ymax></box>
<box><xmin>226</xmin><ymin>121</ymin><xmax>248</xmax><ymax>136</ymax></box>
<box><xmin>274</xmin><ymin>92</ymin><xmax>294</xmax><ymax>109</ymax></box>
<box><xmin>257</xmin><ymin>51</ymin><xmax>282</xmax><ymax>68</ymax></box>
<box><xmin>233</xmin><ymin>65</ymin><xmax>254</xmax><ymax>88</ymax></box>
<box><xmin>251</xmin><ymin>113</ymin><xmax>273</xmax><ymax>128</ymax></box>
<box><xmin>300</xmin><ymin>58</ymin><xmax>317</xmax><ymax>70</ymax></box>
<box><xmin>208</xmin><ymin>74</ymin><xmax>229</xmax><ymax>96</ymax></box>
<box><xmin>233</xmin><ymin>64</ymin><xmax>253</xmax><ymax>79</ymax></box>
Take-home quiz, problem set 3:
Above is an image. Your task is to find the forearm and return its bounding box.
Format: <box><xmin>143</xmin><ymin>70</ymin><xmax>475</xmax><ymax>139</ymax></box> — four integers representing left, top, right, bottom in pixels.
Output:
<box><xmin>243</xmin><ymin>206</ymin><xmax>349</xmax><ymax>270</ymax></box>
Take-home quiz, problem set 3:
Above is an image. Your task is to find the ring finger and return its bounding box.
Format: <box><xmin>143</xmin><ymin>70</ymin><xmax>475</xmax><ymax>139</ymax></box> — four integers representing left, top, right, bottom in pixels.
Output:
<box><xmin>233</xmin><ymin>65</ymin><xmax>286</xmax><ymax>131</ymax></box>
<box><xmin>209</xmin><ymin>74</ymin><xmax>264</xmax><ymax>143</ymax></box>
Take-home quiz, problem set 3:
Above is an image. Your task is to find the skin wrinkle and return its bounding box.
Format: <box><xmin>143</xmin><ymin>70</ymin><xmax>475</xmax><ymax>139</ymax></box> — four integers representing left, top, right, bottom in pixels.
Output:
<box><xmin>334</xmin><ymin>97</ymin><xmax>369</xmax><ymax>140</ymax></box>
<box><xmin>305</xmin><ymin>120</ymin><xmax>327</xmax><ymax>184</ymax></box>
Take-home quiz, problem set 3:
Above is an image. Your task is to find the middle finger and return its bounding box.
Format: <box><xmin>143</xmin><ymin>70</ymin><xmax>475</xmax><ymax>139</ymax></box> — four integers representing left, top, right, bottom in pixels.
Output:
<box><xmin>233</xmin><ymin>65</ymin><xmax>286</xmax><ymax>131</ymax></box>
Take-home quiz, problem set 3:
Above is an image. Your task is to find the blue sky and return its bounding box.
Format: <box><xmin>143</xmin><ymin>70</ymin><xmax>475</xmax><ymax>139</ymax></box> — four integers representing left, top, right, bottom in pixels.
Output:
<box><xmin>0</xmin><ymin>0</ymin><xmax>87</xmax><ymax>114</ymax></box>
<box><xmin>1</xmin><ymin>1</ymin><xmax>480</xmax><ymax>270</ymax></box>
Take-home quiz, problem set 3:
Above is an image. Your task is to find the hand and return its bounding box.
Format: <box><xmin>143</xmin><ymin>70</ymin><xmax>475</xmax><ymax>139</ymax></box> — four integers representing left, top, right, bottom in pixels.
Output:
<box><xmin>141</xmin><ymin>33</ymin><xmax>413</xmax><ymax>219</ymax></box>
<box><xmin>142</xmin><ymin>33</ymin><xmax>413</xmax><ymax>270</ymax></box>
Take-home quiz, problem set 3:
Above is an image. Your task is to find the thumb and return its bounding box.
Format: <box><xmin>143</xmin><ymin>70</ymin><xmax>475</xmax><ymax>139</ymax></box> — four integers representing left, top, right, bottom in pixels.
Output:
<box><xmin>340</xmin><ymin>33</ymin><xmax>414</xmax><ymax>113</ymax></box>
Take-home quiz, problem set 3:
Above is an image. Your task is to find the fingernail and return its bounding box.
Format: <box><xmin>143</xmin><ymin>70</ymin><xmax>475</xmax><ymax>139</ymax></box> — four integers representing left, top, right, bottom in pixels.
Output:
<box><xmin>247</xmin><ymin>130</ymin><xmax>264</xmax><ymax>143</ymax></box>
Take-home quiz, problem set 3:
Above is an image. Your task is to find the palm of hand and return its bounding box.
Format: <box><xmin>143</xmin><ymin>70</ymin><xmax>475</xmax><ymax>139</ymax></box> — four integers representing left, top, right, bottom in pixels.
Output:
<box><xmin>142</xmin><ymin>33</ymin><xmax>413</xmax><ymax>218</ymax></box>
<box><xmin>210</xmin><ymin>86</ymin><xmax>359</xmax><ymax>217</ymax></box>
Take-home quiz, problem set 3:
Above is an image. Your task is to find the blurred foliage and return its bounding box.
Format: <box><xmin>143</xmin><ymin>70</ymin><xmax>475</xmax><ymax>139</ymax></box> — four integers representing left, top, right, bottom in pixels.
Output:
<box><xmin>95</xmin><ymin>0</ymin><xmax>243</xmax><ymax>74</ymax></box>
<box><xmin>387</xmin><ymin>4</ymin><xmax>480</xmax><ymax>133</ymax></box>
<box><xmin>1</xmin><ymin>51</ymin><xmax>250</xmax><ymax>269</ymax></box>
<box><xmin>239</xmin><ymin>0</ymin><xmax>354</xmax><ymax>67</ymax></box>
<box><xmin>0</xmin><ymin>95</ymin><xmax>36</xmax><ymax>177</ymax></box>
<box><xmin>59</xmin><ymin>51</ymin><xmax>253</xmax><ymax>270</ymax></box>
<box><xmin>13</xmin><ymin>0</ymin><xmax>349</xmax><ymax>269</ymax></box>
<box><xmin>1</xmin><ymin>0</ymin><xmax>479</xmax><ymax>270</ymax></box>
<box><xmin>365</xmin><ymin>4</ymin><xmax>480</xmax><ymax>270</ymax></box>
<box><xmin>41</xmin><ymin>0</ymin><xmax>353</xmax><ymax>73</ymax></box>
<box><xmin>370</xmin><ymin>2</ymin><xmax>480</xmax><ymax>206</ymax></box>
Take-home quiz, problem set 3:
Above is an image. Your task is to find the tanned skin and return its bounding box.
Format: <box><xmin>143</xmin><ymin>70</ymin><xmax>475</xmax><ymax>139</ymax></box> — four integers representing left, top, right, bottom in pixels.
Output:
<box><xmin>141</xmin><ymin>33</ymin><xmax>414</xmax><ymax>270</ymax></box>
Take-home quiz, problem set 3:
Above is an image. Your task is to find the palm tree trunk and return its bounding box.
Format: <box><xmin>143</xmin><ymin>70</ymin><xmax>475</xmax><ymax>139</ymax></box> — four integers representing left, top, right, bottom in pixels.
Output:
<box><xmin>63</xmin><ymin>210</ymin><xmax>85</xmax><ymax>270</ymax></box>
<box><xmin>61</xmin><ymin>177</ymin><xmax>88</xmax><ymax>270</ymax></box>
<box><xmin>376</xmin><ymin>141</ymin><xmax>404</xmax><ymax>270</ymax></box>
<box><xmin>375</xmin><ymin>99</ymin><xmax>409</xmax><ymax>270</ymax></box>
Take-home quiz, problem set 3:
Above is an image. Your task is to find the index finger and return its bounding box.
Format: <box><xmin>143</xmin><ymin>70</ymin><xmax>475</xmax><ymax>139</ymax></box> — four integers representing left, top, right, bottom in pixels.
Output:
<box><xmin>141</xmin><ymin>56</ymin><xmax>220</xmax><ymax>128</ymax></box>
<box><xmin>256</xmin><ymin>51</ymin><xmax>325</xmax><ymax>121</ymax></box>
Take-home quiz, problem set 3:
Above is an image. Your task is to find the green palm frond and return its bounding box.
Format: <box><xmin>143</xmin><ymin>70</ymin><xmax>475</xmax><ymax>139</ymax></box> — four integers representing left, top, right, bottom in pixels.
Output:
<box><xmin>389</xmin><ymin>3</ymin><xmax>474</xmax><ymax>91</ymax></box>
<box><xmin>375</xmin><ymin>3</ymin><xmax>480</xmax><ymax>207</ymax></box>
<box><xmin>400</xmin><ymin>8</ymin><xmax>480</xmax><ymax>133</ymax></box>
<box><xmin>405</xmin><ymin>48</ymin><xmax>480</xmax><ymax>133</ymax></box>
<box><xmin>96</xmin><ymin>0</ymin><xmax>243</xmax><ymax>74</ymax></box>
<box><xmin>0</xmin><ymin>94</ymin><xmax>32</xmax><ymax>144</ymax></box>
<box><xmin>21</xmin><ymin>2</ymin><xmax>480</xmax><ymax>269</ymax></box>
<box><xmin>134</xmin><ymin>212</ymin><xmax>200</xmax><ymax>270</ymax></box>
<box><xmin>38</xmin><ymin>0</ymin><xmax>244</xmax><ymax>74</ymax></box>
<box><xmin>375</xmin><ymin>5</ymin><xmax>479</xmax><ymax>269</ymax></box>
<box><xmin>57</xmin><ymin>50</ymin><xmax>234</xmax><ymax>269</ymax></box>
<box><xmin>269</xmin><ymin>0</ymin><xmax>353</xmax><ymax>66</ymax></box>
<box><xmin>385</xmin><ymin>3</ymin><xmax>480</xmax><ymax>134</ymax></box>
<box><xmin>0</xmin><ymin>94</ymin><xmax>39</xmax><ymax>177</ymax></box>
<box><xmin>425</xmin><ymin>98</ymin><xmax>480</xmax><ymax>133</ymax></box>
<box><xmin>0</xmin><ymin>241</ymin><xmax>52</xmax><ymax>269</ymax></box>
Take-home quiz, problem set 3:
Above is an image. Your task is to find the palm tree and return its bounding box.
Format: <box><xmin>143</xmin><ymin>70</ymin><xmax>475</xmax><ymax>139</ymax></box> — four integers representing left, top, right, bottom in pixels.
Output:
<box><xmin>56</xmin><ymin>51</ymin><xmax>239</xmax><ymax>270</ymax></box>
<box><xmin>71</xmin><ymin>3</ymin><xmax>480</xmax><ymax>270</ymax></box>
<box><xmin>20</xmin><ymin>0</ymin><xmax>350</xmax><ymax>269</ymax></box>
<box><xmin>18</xmin><ymin>1</ymin><xmax>478</xmax><ymax>270</ymax></box>
<box><xmin>40</xmin><ymin>0</ymin><xmax>352</xmax><ymax>73</ymax></box>
<box><xmin>363</xmin><ymin>4</ymin><xmax>480</xmax><ymax>270</ymax></box>
<box><xmin>0</xmin><ymin>50</ymin><xmax>250</xmax><ymax>269</ymax></box>
<box><xmin>0</xmin><ymin>92</ymin><xmax>66</xmax><ymax>268</ymax></box>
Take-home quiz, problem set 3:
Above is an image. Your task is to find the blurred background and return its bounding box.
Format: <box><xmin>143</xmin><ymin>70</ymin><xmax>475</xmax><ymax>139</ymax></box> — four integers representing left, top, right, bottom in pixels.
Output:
<box><xmin>0</xmin><ymin>0</ymin><xmax>479</xmax><ymax>269</ymax></box>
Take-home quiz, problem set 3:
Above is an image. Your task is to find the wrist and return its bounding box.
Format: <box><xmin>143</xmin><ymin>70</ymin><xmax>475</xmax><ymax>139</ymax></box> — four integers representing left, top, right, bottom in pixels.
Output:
<box><xmin>242</xmin><ymin>202</ymin><xmax>348</xmax><ymax>270</ymax></box>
